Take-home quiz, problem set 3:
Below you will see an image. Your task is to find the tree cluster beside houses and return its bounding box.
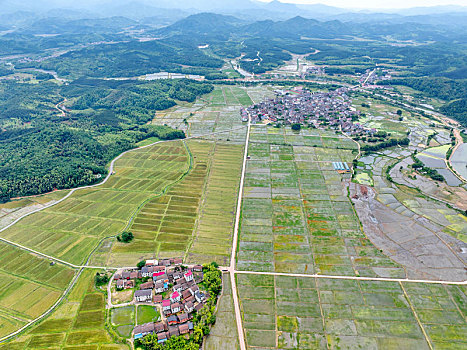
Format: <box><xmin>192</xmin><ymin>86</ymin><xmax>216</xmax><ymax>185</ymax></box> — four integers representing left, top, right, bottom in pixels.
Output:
<box><xmin>113</xmin><ymin>258</ymin><xmax>209</xmax><ymax>345</ymax></box>
<box><xmin>241</xmin><ymin>87</ymin><xmax>376</xmax><ymax>136</ymax></box>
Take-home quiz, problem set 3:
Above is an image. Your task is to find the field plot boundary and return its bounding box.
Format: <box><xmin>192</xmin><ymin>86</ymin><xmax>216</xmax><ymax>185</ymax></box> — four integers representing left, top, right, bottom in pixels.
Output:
<box><xmin>228</xmin><ymin>118</ymin><xmax>467</xmax><ymax>350</ymax></box>
<box><xmin>0</xmin><ymin>128</ymin><xmax>247</xmax><ymax>344</ymax></box>
<box><xmin>234</xmin><ymin>270</ymin><xmax>467</xmax><ymax>286</ymax></box>
<box><xmin>0</xmin><ymin>266</ymin><xmax>82</xmax><ymax>343</ymax></box>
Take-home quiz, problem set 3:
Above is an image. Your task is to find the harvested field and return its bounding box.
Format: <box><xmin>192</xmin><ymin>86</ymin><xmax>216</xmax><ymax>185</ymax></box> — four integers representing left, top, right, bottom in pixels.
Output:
<box><xmin>1</xmin><ymin>141</ymin><xmax>189</xmax><ymax>266</ymax></box>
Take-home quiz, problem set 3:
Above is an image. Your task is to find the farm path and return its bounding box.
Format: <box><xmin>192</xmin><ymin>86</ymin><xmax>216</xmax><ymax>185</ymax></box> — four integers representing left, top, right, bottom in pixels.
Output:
<box><xmin>0</xmin><ymin>127</ymin><xmax>245</xmax><ymax>343</ymax></box>
<box><xmin>233</xmin><ymin>270</ymin><xmax>467</xmax><ymax>286</ymax></box>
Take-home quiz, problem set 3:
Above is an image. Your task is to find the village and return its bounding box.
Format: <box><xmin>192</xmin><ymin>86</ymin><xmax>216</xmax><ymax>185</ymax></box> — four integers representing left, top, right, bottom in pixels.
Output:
<box><xmin>112</xmin><ymin>258</ymin><xmax>210</xmax><ymax>345</ymax></box>
<box><xmin>241</xmin><ymin>87</ymin><xmax>376</xmax><ymax>136</ymax></box>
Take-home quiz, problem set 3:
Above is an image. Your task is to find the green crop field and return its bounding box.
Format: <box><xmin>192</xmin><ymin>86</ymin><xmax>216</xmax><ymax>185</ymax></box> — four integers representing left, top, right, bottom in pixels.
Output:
<box><xmin>205</xmin><ymin>273</ymin><xmax>239</xmax><ymax>350</ymax></box>
<box><xmin>111</xmin><ymin>306</ymin><xmax>135</xmax><ymax>338</ymax></box>
<box><xmin>106</xmin><ymin>139</ymin><xmax>207</xmax><ymax>265</ymax></box>
<box><xmin>137</xmin><ymin>306</ymin><xmax>160</xmax><ymax>324</ymax></box>
<box><xmin>0</xmin><ymin>242</ymin><xmax>75</xmax><ymax>339</ymax></box>
<box><xmin>187</xmin><ymin>142</ymin><xmax>244</xmax><ymax>265</ymax></box>
<box><xmin>152</xmin><ymin>85</ymin><xmax>273</xmax><ymax>143</ymax></box>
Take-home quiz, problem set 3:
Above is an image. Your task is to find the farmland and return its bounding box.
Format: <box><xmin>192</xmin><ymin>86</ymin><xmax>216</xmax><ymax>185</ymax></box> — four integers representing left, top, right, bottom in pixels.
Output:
<box><xmin>0</xmin><ymin>243</ymin><xmax>75</xmax><ymax>340</ymax></box>
<box><xmin>152</xmin><ymin>85</ymin><xmax>273</xmax><ymax>142</ymax></box>
<box><xmin>0</xmin><ymin>84</ymin><xmax>466</xmax><ymax>349</ymax></box>
<box><xmin>237</xmin><ymin>273</ymin><xmax>467</xmax><ymax>349</ymax></box>
<box><xmin>205</xmin><ymin>274</ymin><xmax>239</xmax><ymax>350</ymax></box>
<box><xmin>237</xmin><ymin>126</ymin><xmax>406</xmax><ymax>278</ymax></box>
<box><xmin>0</xmin><ymin>140</ymin><xmax>190</xmax><ymax>266</ymax></box>
<box><xmin>0</xmin><ymin>190</ymin><xmax>70</xmax><ymax>231</ymax></box>
<box><xmin>104</xmin><ymin>139</ymin><xmax>244</xmax><ymax>266</ymax></box>
<box><xmin>0</xmin><ymin>270</ymin><xmax>126</xmax><ymax>349</ymax></box>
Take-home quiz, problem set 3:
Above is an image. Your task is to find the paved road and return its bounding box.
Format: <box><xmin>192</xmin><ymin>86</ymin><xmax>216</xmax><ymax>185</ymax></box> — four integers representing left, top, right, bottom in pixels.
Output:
<box><xmin>2</xmin><ymin>80</ymin><xmax>465</xmax><ymax>346</ymax></box>
<box><xmin>0</xmin><ymin>128</ymin><xmax>247</xmax><ymax>344</ymax></box>
<box><xmin>229</xmin><ymin>113</ymin><xmax>251</xmax><ymax>350</ymax></box>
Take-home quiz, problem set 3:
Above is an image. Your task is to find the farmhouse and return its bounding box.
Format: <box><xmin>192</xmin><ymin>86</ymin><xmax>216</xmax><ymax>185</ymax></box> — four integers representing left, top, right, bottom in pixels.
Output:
<box><xmin>184</xmin><ymin>270</ymin><xmax>193</xmax><ymax>282</ymax></box>
<box><xmin>154</xmin><ymin>322</ymin><xmax>167</xmax><ymax>333</ymax></box>
<box><xmin>155</xmin><ymin>280</ymin><xmax>166</xmax><ymax>294</ymax></box>
<box><xmin>170</xmin><ymin>291</ymin><xmax>181</xmax><ymax>303</ymax></box>
<box><xmin>117</xmin><ymin>279</ymin><xmax>134</xmax><ymax>290</ymax></box>
<box><xmin>178</xmin><ymin>312</ymin><xmax>189</xmax><ymax>323</ymax></box>
<box><xmin>168</xmin><ymin>326</ymin><xmax>180</xmax><ymax>337</ymax></box>
<box><xmin>179</xmin><ymin>323</ymin><xmax>190</xmax><ymax>335</ymax></box>
<box><xmin>123</xmin><ymin>258</ymin><xmax>213</xmax><ymax>343</ymax></box>
<box><xmin>167</xmin><ymin>315</ymin><xmax>178</xmax><ymax>326</ymax></box>
<box><xmin>185</xmin><ymin>301</ymin><xmax>194</xmax><ymax>313</ymax></box>
<box><xmin>134</xmin><ymin>289</ymin><xmax>152</xmax><ymax>302</ymax></box>
<box><xmin>140</xmin><ymin>281</ymin><xmax>154</xmax><ymax>290</ymax></box>
<box><xmin>171</xmin><ymin>302</ymin><xmax>181</xmax><ymax>314</ymax></box>
<box><xmin>162</xmin><ymin>299</ymin><xmax>171</xmax><ymax>311</ymax></box>
<box><xmin>157</xmin><ymin>332</ymin><xmax>168</xmax><ymax>343</ymax></box>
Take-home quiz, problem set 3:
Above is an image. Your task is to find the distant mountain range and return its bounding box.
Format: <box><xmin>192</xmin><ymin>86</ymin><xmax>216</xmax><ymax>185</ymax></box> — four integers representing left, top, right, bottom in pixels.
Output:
<box><xmin>1</xmin><ymin>0</ymin><xmax>466</xmax><ymax>20</ymax></box>
<box><xmin>149</xmin><ymin>12</ymin><xmax>467</xmax><ymax>43</ymax></box>
<box><xmin>1</xmin><ymin>0</ymin><xmax>467</xmax><ymax>35</ymax></box>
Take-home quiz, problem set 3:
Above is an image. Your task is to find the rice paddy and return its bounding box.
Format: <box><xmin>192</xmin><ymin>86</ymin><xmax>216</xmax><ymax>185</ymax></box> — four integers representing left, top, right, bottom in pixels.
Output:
<box><xmin>0</xmin><ymin>242</ymin><xmax>75</xmax><ymax>339</ymax></box>
<box><xmin>237</xmin><ymin>274</ymin><xmax>467</xmax><ymax>349</ymax></box>
<box><xmin>0</xmin><ymin>85</ymin><xmax>466</xmax><ymax>349</ymax></box>
<box><xmin>0</xmin><ymin>141</ymin><xmax>190</xmax><ymax>266</ymax></box>
<box><xmin>237</xmin><ymin>126</ymin><xmax>405</xmax><ymax>278</ymax></box>
<box><xmin>0</xmin><ymin>270</ymin><xmax>126</xmax><ymax>349</ymax></box>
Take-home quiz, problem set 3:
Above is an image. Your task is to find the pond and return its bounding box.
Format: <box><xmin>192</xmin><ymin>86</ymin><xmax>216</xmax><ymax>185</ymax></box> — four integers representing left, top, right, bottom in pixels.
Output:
<box><xmin>451</xmin><ymin>143</ymin><xmax>467</xmax><ymax>181</ymax></box>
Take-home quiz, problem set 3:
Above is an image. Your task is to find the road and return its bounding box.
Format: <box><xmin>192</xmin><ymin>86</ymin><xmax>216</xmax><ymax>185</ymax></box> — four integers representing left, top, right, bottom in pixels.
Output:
<box><xmin>229</xmin><ymin>111</ymin><xmax>251</xmax><ymax>350</ymax></box>
<box><xmin>362</xmin><ymin>68</ymin><xmax>376</xmax><ymax>85</ymax></box>
<box><xmin>234</xmin><ymin>270</ymin><xmax>466</xmax><ymax>285</ymax></box>
<box><xmin>0</xmin><ymin>127</ymin><xmax>248</xmax><ymax>343</ymax></box>
<box><xmin>1</xmin><ymin>78</ymin><xmax>465</xmax><ymax>346</ymax></box>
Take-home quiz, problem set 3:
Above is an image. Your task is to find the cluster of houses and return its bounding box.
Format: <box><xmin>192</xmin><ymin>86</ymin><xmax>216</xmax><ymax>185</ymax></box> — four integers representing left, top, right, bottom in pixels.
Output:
<box><xmin>358</xmin><ymin>68</ymin><xmax>393</xmax><ymax>86</ymax></box>
<box><xmin>304</xmin><ymin>66</ymin><xmax>325</xmax><ymax>77</ymax></box>
<box><xmin>113</xmin><ymin>258</ymin><xmax>207</xmax><ymax>344</ymax></box>
<box><xmin>241</xmin><ymin>87</ymin><xmax>375</xmax><ymax>136</ymax></box>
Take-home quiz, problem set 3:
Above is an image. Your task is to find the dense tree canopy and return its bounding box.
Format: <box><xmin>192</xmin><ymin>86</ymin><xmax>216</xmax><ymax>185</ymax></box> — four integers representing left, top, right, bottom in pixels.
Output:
<box><xmin>0</xmin><ymin>78</ymin><xmax>213</xmax><ymax>202</ymax></box>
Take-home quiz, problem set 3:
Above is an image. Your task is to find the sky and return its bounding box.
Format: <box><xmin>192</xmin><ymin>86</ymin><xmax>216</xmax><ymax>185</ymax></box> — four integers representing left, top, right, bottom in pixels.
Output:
<box><xmin>257</xmin><ymin>0</ymin><xmax>467</xmax><ymax>9</ymax></box>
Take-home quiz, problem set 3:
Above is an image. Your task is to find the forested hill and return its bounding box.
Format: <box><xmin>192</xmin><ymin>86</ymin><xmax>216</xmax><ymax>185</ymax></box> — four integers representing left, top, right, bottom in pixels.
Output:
<box><xmin>0</xmin><ymin>79</ymin><xmax>213</xmax><ymax>203</ymax></box>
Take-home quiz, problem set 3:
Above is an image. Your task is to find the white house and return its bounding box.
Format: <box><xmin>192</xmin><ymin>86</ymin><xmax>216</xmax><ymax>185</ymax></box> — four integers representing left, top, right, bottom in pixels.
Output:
<box><xmin>135</xmin><ymin>289</ymin><xmax>152</xmax><ymax>302</ymax></box>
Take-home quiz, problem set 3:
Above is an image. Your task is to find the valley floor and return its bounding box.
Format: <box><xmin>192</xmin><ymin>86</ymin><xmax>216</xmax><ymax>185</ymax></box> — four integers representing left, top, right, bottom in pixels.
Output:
<box><xmin>0</xmin><ymin>85</ymin><xmax>465</xmax><ymax>350</ymax></box>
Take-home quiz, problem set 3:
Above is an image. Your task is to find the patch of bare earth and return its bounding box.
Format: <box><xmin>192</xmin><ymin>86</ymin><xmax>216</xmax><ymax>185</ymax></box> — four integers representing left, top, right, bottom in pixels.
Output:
<box><xmin>350</xmin><ymin>182</ymin><xmax>467</xmax><ymax>282</ymax></box>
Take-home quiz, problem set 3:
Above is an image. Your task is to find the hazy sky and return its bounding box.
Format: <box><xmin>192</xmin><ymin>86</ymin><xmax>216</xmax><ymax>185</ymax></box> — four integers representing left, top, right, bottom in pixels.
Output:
<box><xmin>257</xmin><ymin>0</ymin><xmax>467</xmax><ymax>9</ymax></box>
